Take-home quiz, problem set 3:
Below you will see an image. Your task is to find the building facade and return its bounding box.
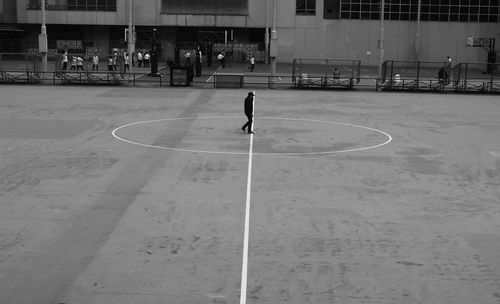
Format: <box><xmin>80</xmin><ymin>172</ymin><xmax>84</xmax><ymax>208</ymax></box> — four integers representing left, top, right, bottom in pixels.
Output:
<box><xmin>0</xmin><ymin>0</ymin><xmax>499</xmax><ymax>65</ymax></box>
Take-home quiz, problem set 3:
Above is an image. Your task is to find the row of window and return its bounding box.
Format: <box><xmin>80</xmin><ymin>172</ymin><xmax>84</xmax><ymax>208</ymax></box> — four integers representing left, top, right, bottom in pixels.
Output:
<box><xmin>302</xmin><ymin>0</ymin><xmax>500</xmax><ymax>22</ymax></box>
<box><xmin>28</xmin><ymin>0</ymin><xmax>117</xmax><ymax>11</ymax></box>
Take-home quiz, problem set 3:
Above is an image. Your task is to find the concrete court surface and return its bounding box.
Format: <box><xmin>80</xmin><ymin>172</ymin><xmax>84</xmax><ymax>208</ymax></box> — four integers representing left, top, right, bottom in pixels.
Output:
<box><xmin>0</xmin><ymin>85</ymin><xmax>499</xmax><ymax>304</ymax></box>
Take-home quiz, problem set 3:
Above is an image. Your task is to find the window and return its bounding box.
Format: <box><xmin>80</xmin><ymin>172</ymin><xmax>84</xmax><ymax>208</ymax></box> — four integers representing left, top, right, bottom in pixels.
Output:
<box><xmin>161</xmin><ymin>0</ymin><xmax>248</xmax><ymax>15</ymax></box>
<box><xmin>324</xmin><ymin>0</ymin><xmax>341</xmax><ymax>19</ymax></box>
<box><xmin>28</xmin><ymin>0</ymin><xmax>116</xmax><ymax>11</ymax></box>
<box><xmin>297</xmin><ymin>0</ymin><xmax>316</xmax><ymax>15</ymax></box>
<box><xmin>333</xmin><ymin>0</ymin><xmax>499</xmax><ymax>22</ymax></box>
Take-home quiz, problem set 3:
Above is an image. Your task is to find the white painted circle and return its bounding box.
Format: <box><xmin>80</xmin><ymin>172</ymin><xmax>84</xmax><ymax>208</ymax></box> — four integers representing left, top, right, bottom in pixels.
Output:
<box><xmin>112</xmin><ymin>116</ymin><xmax>392</xmax><ymax>155</ymax></box>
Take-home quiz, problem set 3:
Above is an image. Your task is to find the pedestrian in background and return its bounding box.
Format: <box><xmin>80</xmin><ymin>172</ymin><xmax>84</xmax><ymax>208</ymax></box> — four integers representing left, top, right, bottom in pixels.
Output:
<box><xmin>107</xmin><ymin>56</ymin><xmax>114</xmax><ymax>71</ymax></box>
<box><xmin>195</xmin><ymin>48</ymin><xmax>202</xmax><ymax>77</ymax></box>
<box><xmin>124</xmin><ymin>53</ymin><xmax>130</xmax><ymax>72</ymax></box>
<box><xmin>61</xmin><ymin>50</ymin><xmax>68</xmax><ymax>70</ymax></box>
<box><xmin>76</xmin><ymin>56</ymin><xmax>84</xmax><ymax>70</ymax></box>
<box><xmin>248</xmin><ymin>56</ymin><xmax>255</xmax><ymax>72</ymax></box>
<box><xmin>92</xmin><ymin>53</ymin><xmax>99</xmax><ymax>71</ymax></box>
<box><xmin>113</xmin><ymin>51</ymin><xmax>118</xmax><ymax>71</ymax></box>
<box><xmin>137</xmin><ymin>51</ymin><xmax>143</xmax><ymax>67</ymax></box>
<box><xmin>217</xmin><ymin>52</ymin><xmax>224</xmax><ymax>68</ymax></box>
<box><xmin>70</xmin><ymin>56</ymin><xmax>77</xmax><ymax>70</ymax></box>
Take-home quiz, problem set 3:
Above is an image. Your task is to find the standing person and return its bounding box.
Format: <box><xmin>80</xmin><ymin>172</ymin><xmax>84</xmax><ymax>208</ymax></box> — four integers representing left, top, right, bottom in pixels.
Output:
<box><xmin>124</xmin><ymin>53</ymin><xmax>130</xmax><ymax>72</ymax></box>
<box><xmin>185</xmin><ymin>51</ymin><xmax>191</xmax><ymax>66</ymax></box>
<box><xmin>113</xmin><ymin>51</ymin><xmax>118</xmax><ymax>71</ymax></box>
<box><xmin>248</xmin><ymin>56</ymin><xmax>255</xmax><ymax>72</ymax></box>
<box><xmin>70</xmin><ymin>56</ymin><xmax>77</xmax><ymax>70</ymax></box>
<box><xmin>217</xmin><ymin>52</ymin><xmax>224</xmax><ymax>68</ymax></box>
<box><xmin>76</xmin><ymin>56</ymin><xmax>84</xmax><ymax>70</ymax></box>
<box><xmin>137</xmin><ymin>51</ymin><xmax>143</xmax><ymax>67</ymax></box>
<box><xmin>61</xmin><ymin>50</ymin><xmax>68</xmax><ymax>70</ymax></box>
<box><xmin>144</xmin><ymin>52</ymin><xmax>150</xmax><ymax>67</ymax></box>
<box><xmin>333</xmin><ymin>67</ymin><xmax>340</xmax><ymax>80</ymax></box>
<box><xmin>92</xmin><ymin>53</ymin><xmax>99</xmax><ymax>71</ymax></box>
<box><xmin>107</xmin><ymin>56</ymin><xmax>114</xmax><ymax>71</ymax></box>
<box><xmin>221</xmin><ymin>51</ymin><xmax>226</xmax><ymax>68</ymax></box>
<box><xmin>195</xmin><ymin>48</ymin><xmax>202</xmax><ymax>77</ymax></box>
<box><xmin>446</xmin><ymin>56</ymin><xmax>452</xmax><ymax>67</ymax></box>
<box><xmin>241</xmin><ymin>92</ymin><xmax>255</xmax><ymax>134</ymax></box>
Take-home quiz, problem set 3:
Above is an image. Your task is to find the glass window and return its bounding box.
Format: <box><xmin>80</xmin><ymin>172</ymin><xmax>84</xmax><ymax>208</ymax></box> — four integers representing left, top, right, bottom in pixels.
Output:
<box><xmin>429</xmin><ymin>13</ymin><xmax>439</xmax><ymax>20</ymax></box>
<box><xmin>162</xmin><ymin>0</ymin><xmax>248</xmax><ymax>15</ymax></box>
<box><xmin>335</xmin><ymin>0</ymin><xmax>499</xmax><ymax>22</ymax></box>
<box><xmin>297</xmin><ymin>0</ymin><xmax>316</xmax><ymax>15</ymax></box>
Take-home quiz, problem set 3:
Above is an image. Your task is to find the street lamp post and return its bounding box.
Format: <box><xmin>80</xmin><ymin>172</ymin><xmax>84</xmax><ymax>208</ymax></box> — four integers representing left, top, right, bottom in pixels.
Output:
<box><xmin>269</xmin><ymin>0</ymin><xmax>277</xmax><ymax>88</ymax></box>
<box><xmin>377</xmin><ymin>0</ymin><xmax>385</xmax><ymax>83</ymax></box>
<box><xmin>39</xmin><ymin>0</ymin><xmax>48</xmax><ymax>76</ymax></box>
<box><xmin>265</xmin><ymin>0</ymin><xmax>270</xmax><ymax>64</ymax></box>
<box><xmin>128</xmin><ymin>0</ymin><xmax>134</xmax><ymax>73</ymax></box>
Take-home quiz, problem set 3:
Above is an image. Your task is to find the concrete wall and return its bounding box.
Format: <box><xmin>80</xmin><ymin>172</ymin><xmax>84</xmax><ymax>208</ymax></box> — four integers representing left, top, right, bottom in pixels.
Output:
<box><xmin>283</xmin><ymin>19</ymin><xmax>496</xmax><ymax>64</ymax></box>
<box><xmin>273</xmin><ymin>0</ymin><xmax>499</xmax><ymax>64</ymax></box>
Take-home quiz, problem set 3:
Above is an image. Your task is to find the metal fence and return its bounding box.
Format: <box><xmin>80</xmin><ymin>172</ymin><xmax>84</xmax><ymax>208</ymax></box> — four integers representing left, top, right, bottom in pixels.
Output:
<box><xmin>1</xmin><ymin>53</ymin><xmax>499</xmax><ymax>94</ymax></box>
<box><xmin>292</xmin><ymin>58</ymin><xmax>361</xmax><ymax>89</ymax></box>
<box><xmin>379</xmin><ymin>60</ymin><xmax>499</xmax><ymax>93</ymax></box>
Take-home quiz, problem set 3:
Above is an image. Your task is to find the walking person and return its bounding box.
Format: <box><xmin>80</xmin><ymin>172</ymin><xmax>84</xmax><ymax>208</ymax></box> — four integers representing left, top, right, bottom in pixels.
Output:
<box><xmin>76</xmin><ymin>56</ymin><xmax>84</xmax><ymax>70</ymax></box>
<box><xmin>248</xmin><ymin>56</ymin><xmax>255</xmax><ymax>72</ymax></box>
<box><xmin>217</xmin><ymin>52</ymin><xmax>224</xmax><ymax>68</ymax></box>
<box><xmin>70</xmin><ymin>56</ymin><xmax>77</xmax><ymax>70</ymax></box>
<box><xmin>241</xmin><ymin>92</ymin><xmax>255</xmax><ymax>134</ymax></box>
<box><xmin>92</xmin><ymin>53</ymin><xmax>99</xmax><ymax>71</ymax></box>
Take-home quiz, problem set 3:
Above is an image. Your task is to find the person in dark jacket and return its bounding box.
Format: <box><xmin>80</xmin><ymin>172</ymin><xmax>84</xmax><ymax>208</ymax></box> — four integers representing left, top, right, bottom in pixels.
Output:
<box><xmin>241</xmin><ymin>92</ymin><xmax>254</xmax><ymax>134</ymax></box>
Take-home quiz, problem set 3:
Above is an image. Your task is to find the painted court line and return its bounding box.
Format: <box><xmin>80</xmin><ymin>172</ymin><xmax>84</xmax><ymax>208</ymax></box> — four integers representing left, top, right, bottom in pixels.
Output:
<box><xmin>206</xmin><ymin>66</ymin><xmax>222</xmax><ymax>82</ymax></box>
<box><xmin>111</xmin><ymin>116</ymin><xmax>393</xmax><ymax>155</ymax></box>
<box><xmin>240</xmin><ymin>91</ymin><xmax>255</xmax><ymax>304</ymax></box>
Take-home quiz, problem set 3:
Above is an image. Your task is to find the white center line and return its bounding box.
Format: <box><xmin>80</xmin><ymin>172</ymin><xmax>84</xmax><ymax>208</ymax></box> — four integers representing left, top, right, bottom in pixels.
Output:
<box><xmin>240</xmin><ymin>91</ymin><xmax>255</xmax><ymax>304</ymax></box>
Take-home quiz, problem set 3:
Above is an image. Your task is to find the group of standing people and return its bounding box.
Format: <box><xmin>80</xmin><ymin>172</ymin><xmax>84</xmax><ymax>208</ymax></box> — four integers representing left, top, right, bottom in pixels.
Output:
<box><xmin>61</xmin><ymin>50</ymin><xmax>84</xmax><ymax>71</ymax></box>
<box><xmin>61</xmin><ymin>49</ymin><xmax>152</xmax><ymax>72</ymax></box>
<box><xmin>184</xmin><ymin>47</ymin><xmax>204</xmax><ymax>80</ymax></box>
<box><xmin>136</xmin><ymin>50</ymin><xmax>151</xmax><ymax>68</ymax></box>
